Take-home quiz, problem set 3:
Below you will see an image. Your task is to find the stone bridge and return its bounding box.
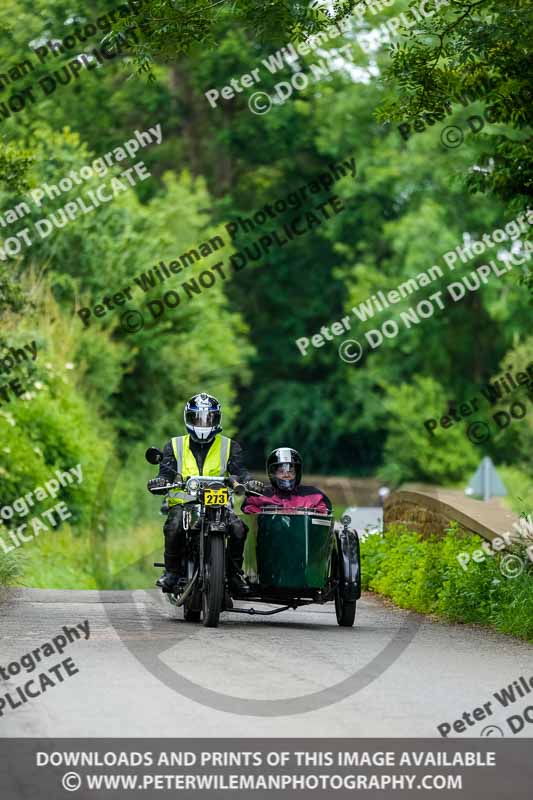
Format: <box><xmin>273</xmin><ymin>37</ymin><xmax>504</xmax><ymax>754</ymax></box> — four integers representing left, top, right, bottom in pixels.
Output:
<box><xmin>383</xmin><ymin>485</ymin><xmax>523</xmax><ymax>543</ymax></box>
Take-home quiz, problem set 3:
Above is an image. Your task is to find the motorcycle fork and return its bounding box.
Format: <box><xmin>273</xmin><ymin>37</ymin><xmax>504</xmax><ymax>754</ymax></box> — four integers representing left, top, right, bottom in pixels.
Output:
<box><xmin>198</xmin><ymin>506</ymin><xmax>229</xmax><ymax>591</ymax></box>
<box><xmin>198</xmin><ymin>506</ymin><xmax>206</xmax><ymax>590</ymax></box>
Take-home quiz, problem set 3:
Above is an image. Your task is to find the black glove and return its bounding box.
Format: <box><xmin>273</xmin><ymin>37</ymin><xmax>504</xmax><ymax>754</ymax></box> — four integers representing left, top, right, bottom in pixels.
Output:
<box><xmin>147</xmin><ymin>477</ymin><xmax>168</xmax><ymax>493</ymax></box>
<box><xmin>246</xmin><ymin>480</ymin><xmax>265</xmax><ymax>493</ymax></box>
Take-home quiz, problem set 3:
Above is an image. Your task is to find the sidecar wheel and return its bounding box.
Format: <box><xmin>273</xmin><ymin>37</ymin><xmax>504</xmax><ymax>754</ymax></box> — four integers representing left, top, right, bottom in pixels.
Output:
<box><xmin>202</xmin><ymin>535</ymin><xmax>225</xmax><ymax>628</ymax></box>
<box><xmin>335</xmin><ymin>589</ymin><xmax>356</xmax><ymax>627</ymax></box>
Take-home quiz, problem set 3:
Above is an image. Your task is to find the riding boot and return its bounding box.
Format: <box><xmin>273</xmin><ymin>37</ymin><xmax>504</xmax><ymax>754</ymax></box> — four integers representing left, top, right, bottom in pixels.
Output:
<box><xmin>156</xmin><ymin>571</ymin><xmax>180</xmax><ymax>593</ymax></box>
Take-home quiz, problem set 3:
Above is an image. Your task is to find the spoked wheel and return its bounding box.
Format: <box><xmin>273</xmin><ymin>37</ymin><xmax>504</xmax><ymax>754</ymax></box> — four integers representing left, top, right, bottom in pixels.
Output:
<box><xmin>331</xmin><ymin>549</ymin><xmax>357</xmax><ymax>627</ymax></box>
<box><xmin>334</xmin><ymin>588</ymin><xmax>357</xmax><ymax>627</ymax></box>
<box><xmin>202</xmin><ymin>535</ymin><xmax>225</xmax><ymax>628</ymax></box>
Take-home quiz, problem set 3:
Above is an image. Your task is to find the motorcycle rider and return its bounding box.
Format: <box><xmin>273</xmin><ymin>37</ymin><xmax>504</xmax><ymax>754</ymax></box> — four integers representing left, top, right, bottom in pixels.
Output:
<box><xmin>148</xmin><ymin>393</ymin><xmax>262</xmax><ymax>594</ymax></box>
<box><xmin>242</xmin><ymin>447</ymin><xmax>332</xmax><ymax>514</ymax></box>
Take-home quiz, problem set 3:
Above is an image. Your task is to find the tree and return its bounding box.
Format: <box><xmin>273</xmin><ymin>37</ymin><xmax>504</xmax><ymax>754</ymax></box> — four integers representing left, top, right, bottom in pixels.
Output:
<box><xmin>110</xmin><ymin>0</ymin><xmax>362</xmax><ymax>65</ymax></box>
<box><xmin>377</xmin><ymin>0</ymin><xmax>533</xmax><ymax>205</ymax></box>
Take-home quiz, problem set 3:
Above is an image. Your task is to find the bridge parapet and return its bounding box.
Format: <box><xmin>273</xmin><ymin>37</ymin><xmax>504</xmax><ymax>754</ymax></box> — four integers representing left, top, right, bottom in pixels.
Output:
<box><xmin>384</xmin><ymin>485</ymin><xmax>521</xmax><ymax>544</ymax></box>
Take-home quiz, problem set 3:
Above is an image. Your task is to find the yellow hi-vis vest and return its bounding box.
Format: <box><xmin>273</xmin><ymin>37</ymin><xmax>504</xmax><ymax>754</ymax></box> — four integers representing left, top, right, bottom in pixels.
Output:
<box><xmin>167</xmin><ymin>434</ymin><xmax>231</xmax><ymax>506</ymax></box>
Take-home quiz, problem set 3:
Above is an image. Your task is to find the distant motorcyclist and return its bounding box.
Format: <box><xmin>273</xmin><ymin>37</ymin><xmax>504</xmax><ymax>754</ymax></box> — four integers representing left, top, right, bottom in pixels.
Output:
<box><xmin>147</xmin><ymin>393</ymin><xmax>262</xmax><ymax>594</ymax></box>
<box><xmin>242</xmin><ymin>448</ymin><xmax>331</xmax><ymax>515</ymax></box>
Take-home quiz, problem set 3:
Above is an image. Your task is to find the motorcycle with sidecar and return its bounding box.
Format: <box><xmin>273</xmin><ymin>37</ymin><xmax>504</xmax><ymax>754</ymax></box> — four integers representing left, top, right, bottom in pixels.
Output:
<box><xmin>146</xmin><ymin>447</ymin><xmax>361</xmax><ymax>628</ymax></box>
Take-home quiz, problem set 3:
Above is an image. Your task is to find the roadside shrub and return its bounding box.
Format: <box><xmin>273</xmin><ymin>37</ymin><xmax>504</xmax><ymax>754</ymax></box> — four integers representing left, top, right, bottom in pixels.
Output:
<box><xmin>0</xmin><ymin>551</ymin><xmax>20</xmax><ymax>588</ymax></box>
<box><xmin>361</xmin><ymin>525</ymin><xmax>533</xmax><ymax>641</ymax></box>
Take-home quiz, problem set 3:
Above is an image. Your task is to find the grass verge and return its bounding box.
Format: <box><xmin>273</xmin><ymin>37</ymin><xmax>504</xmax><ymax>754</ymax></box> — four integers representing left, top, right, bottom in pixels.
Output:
<box><xmin>0</xmin><ymin>520</ymin><xmax>162</xmax><ymax>591</ymax></box>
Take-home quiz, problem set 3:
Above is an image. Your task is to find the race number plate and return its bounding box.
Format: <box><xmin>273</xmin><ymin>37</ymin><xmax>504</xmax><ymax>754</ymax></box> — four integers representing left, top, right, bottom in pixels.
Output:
<box><xmin>204</xmin><ymin>488</ymin><xmax>229</xmax><ymax>506</ymax></box>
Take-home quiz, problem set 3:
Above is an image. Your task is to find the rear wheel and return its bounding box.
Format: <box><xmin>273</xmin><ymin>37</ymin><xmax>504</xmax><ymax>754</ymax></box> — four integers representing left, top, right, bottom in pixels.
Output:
<box><xmin>202</xmin><ymin>535</ymin><xmax>225</xmax><ymax>628</ymax></box>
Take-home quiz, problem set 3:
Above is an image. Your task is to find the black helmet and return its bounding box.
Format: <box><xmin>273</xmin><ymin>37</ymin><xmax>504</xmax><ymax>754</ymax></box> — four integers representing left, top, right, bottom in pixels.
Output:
<box><xmin>184</xmin><ymin>393</ymin><xmax>222</xmax><ymax>443</ymax></box>
<box><xmin>267</xmin><ymin>447</ymin><xmax>302</xmax><ymax>493</ymax></box>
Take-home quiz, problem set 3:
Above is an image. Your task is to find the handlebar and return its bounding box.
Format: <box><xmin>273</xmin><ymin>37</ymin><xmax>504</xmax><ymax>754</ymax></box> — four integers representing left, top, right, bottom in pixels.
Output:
<box><xmin>148</xmin><ymin>476</ymin><xmax>262</xmax><ymax>497</ymax></box>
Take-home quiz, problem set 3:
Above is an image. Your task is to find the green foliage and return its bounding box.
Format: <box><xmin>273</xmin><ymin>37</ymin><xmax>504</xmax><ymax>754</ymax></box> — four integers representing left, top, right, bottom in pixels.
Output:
<box><xmin>0</xmin><ymin>263</ymin><xmax>27</xmax><ymax>319</ymax></box>
<box><xmin>499</xmin><ymin>465</ymin><xmax>533</xmax><ymax>519</ymax></box>
<box><xmin>108</xmin><ymin>0</ymin><xmax>362</xmax><ymax>66</ymax></box>
<box><xmin>379</xmin><ymin>376</ymin><xmax>479</xmax><ymax>485</ymax></box>
<box><xmin>0</xmin><ymin>549</ymin><xmax>21</xmax><ymax>588</ymax></box>
<box><xmin>361</xmin><ymin>525</ymin><xmax>533</xmax><ymax>640</ymax></box>
<box><xmin>0</xmin><ymin>289</ymin><xmax>113</xmax><ymax>529</ymax></box>
<box><xmin>0</xmin><ymin>123</ymin><xmax>254</xmax><ymax>442</ymax></box>
<box><xmin>17</xmin><ymin>518</ymin><xmax>161</xmax><ymax>590</ymax></box>
<box><xmin>378</xmin><ymin>0</ymin><xmax>533</xmax><ymax>206</ymax></box>
<box><xmin>486</xmin><ymin>336</ymin><xmax>533</xmax><ymax>477</ymax></box>
<box><xmin>0</xmin><ymin>142</ymin><xmax>34</xmax><ymax>193</ymax></box>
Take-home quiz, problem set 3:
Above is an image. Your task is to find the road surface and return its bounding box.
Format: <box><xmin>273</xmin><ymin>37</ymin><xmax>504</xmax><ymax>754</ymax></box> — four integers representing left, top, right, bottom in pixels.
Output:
<box><xmin>0</xmin><ymin>588</ymin><xmax>531</xmax><ymax>737</ymax></box>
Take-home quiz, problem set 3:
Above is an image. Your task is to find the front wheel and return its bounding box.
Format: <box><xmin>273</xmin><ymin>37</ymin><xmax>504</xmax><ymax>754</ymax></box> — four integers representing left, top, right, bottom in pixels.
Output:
<box><xmin>335</xmin><ymin>589</ymin><xmax>356</xmax><ymax>627</ymax></box>
<box><xmin>202</xmin><ymin>535</ymin><xmax>225</xmax><ymax>628</ymax></box>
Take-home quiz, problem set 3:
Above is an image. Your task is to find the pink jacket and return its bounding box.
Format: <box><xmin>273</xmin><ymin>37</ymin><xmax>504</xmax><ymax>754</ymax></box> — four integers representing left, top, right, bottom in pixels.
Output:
<box><xmin>242</xmin><ymin>485</ymin><xmax>331</xmax><ymax>515</ymax></box>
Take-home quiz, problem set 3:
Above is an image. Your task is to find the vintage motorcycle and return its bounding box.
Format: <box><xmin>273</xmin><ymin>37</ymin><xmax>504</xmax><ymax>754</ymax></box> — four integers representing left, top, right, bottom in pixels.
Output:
<box><xmin>146</xmin><ymin>447</ymin><xmax>361</xmax><ymax>628</ymax></box>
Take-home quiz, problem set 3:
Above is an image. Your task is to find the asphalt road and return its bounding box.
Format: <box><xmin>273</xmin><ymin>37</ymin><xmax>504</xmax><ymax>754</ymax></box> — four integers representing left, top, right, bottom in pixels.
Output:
<box><xmin>0</xmin><ymin>588</ymin><xmax>532</xmax><ymax>738</ymax></box>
